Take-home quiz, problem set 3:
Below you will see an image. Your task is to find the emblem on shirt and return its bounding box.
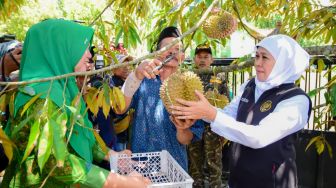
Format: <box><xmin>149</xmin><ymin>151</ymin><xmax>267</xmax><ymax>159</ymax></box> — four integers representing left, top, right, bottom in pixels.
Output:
<box><xmin>241</xmin><ymin>98</ymin><xmax>249</xmax><ymax>103</ymax></box>
<box><xmin>260</xmin><ymin>100</ymin><xmax>272</xmax><ymax>112</ymax></box>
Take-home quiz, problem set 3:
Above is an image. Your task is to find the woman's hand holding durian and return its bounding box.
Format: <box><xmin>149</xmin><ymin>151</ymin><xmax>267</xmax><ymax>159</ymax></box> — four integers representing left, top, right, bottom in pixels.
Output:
<box><xmin>170</xmin><ymin>90</ymin><xmax>217</xmax><ymax>122</ymax></box>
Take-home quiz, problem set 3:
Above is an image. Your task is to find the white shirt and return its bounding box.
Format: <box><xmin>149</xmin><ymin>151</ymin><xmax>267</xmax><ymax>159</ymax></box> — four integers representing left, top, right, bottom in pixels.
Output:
<box><xmin>209</xmin><ymin>80</ymin><xmax>310</xmax><ymax>149</ymax></box>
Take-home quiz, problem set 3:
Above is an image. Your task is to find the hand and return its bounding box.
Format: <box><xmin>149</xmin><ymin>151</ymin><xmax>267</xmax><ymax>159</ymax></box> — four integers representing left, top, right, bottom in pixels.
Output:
<box><xmin>135</xmin><ymin>59</ymin><xmax>163</xmax><ymax>80</ymax></box>
<box><xmin>170</xmin><ymin>116</ymin><xmax>195</xmax><ymax>130</ymax></box>
<box><xmin>10</xmin><ymin>47</ymin><xmax>22</xmax><ymax>63</ymax></box>
<box><xmin>170</xmin><ymin>90</ymin><xmax>217</xmax><ymax>121</ymax></box>
<box><xmin>2</xmin><ymin>47</ymin><xmax>22</xmax><ymax>76</ymax></box>
<box><xmin>103</xmin><ymin>172</ymin><xmax>151</xmax><ymax>188</ymax></box>
<box><xmin>170</xmin><ymin>116</ymin><xmax>195</xmax><ymax>145</ymax></box>
<box><xmin>116</xmin><ymin>149</ymin><xmax>132</xmax><ymax>156</ymax></box>
<box><xmin>105</xmin><ymin>149</ymin><xmax>132</xmax><ymax>161</ymax></box>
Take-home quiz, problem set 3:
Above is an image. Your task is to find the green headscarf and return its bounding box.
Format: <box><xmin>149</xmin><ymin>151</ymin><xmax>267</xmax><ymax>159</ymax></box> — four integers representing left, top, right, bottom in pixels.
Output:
<box><xmin>15</xmin><ymin>19</ymin><xmax>95</xmax><ymax>162</ymax></box>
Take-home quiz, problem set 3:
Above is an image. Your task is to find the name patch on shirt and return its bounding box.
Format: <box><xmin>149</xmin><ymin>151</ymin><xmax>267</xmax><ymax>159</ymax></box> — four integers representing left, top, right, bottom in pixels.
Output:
<box><xmin>260</xmin><ymin>100</ymin><xmax>272</xmax><ymax>112</ymax></box>
<box><xmin>241</xmin><ymin>98</ymin><xmax>249</xmax><ymax>103</ymax></box>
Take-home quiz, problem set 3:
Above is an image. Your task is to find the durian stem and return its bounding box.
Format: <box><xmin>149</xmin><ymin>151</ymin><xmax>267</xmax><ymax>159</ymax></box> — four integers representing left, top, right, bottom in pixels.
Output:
<box><xmin>194</xmin><ymin>58</ymin><xmax>254</xmax><ymax>74</ymax></box>
<box><xmin>232</xmin><ymin>0</ymin><xmax>261</xmax><ymax>40</ymax></box>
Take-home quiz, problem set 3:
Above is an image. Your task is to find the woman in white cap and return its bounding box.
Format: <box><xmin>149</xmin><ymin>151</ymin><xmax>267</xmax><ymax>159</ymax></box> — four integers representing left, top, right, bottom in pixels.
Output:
<box><xmin>171</xmin><ymin>34</ymin><xmax>312</xmax><ymax>188</ymax></box>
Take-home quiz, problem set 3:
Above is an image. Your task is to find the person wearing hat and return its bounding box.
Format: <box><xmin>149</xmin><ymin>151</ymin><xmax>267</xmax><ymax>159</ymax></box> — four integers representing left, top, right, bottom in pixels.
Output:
<box><xmin>0</xmin><ymin>40</ymin><xmax>22</xmax><ymax>173</ymax></box>
<box><xmin>171</xmin><ymin>34</ymin><xmax>312</xmax><ymax>188</ymax></box>
<box><xmin>187</xmin><ymin>43</ymin><xmax>229</xmax><ymax>187</ymax></box>
<box><xmin>120</xmin><ymin>26</ymin><xmax>204</xmax><ymax>171</ymax></box>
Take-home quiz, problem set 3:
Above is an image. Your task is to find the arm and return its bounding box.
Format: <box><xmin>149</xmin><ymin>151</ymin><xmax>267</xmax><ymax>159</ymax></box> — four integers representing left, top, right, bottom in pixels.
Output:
<box><xmin>176</xmin><ymin>128</ymin><xmax>194</xmax><ymax>145</ymax></box>
<box><xmin>0</xmin><ymin>47</ymin><xmax>22</xmax><ymax>80</ymax></box>
<box><xmin>120</xmin><ymin>59</ymin><xmax>163</xmax><ymax>114</ymax></box>
<box><xmin>52</xmin><ymin>153</ymin><xmax>150</xmax><ymax>188</ymax></box>
<box><xmin>170</xmin><ymin>117</ymin><xmax>195</xmax><ymax>145</ymax></box>
<box><xmin>170</xmin><ymin>81</ymin><xmax>248</xmax><ymax>122</ymax></box>
<box><xmin>171</xmin><ymin>87</ymin><xmax>310</xmax><ymax>149</ymax></box>
<box><xmin>170</xmin><ymin>117</ymin><xmax>204</xmax><ymax>145</ymax></box>
<box><xmin>211</xmin><ymin>95</ymin><xmax>310</xmax><ymax>149</ymax></box>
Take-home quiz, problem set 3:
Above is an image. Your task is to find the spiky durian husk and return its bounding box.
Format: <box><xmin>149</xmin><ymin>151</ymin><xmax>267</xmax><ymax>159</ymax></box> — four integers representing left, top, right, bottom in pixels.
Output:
<box><xmin>202</xmin><ymin>10</ymin><xmax>238</xmax><ymax>39</ymax></box>
<box><xmin>160</xmin><ymin>71</ymin><xmax>204</xmax><ymax>114</ymax></box>
<box><xmin>205</xmin><ymin>90</ymin><xmax>229</xmax><ymax>109</ymax></box>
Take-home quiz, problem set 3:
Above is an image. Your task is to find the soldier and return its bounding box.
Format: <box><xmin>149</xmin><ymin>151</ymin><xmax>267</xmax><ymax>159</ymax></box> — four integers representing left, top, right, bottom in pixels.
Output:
<box><xmin>188</xmin><ymin>43</ymin><xmax>229</xmax><ymax>188</ymax></box>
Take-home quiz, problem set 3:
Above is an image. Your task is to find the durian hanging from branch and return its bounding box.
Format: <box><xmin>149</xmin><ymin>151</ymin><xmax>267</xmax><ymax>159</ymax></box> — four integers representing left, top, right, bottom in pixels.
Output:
<box><xmin>202</xmin><ymin>8</ymin><xmax>238</xmax><ymax>39</ymax></box>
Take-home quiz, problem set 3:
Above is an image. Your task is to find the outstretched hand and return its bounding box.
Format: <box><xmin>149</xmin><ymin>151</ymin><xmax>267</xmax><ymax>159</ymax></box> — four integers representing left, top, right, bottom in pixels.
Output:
<box><xmin>170</xmin><ymin>90</ymin><xmax>217</xmax><ymax>121</ymax></box>
<box><xmin>103</xmin><ymin>172</ymin><xmax>151</xmax><ymax>188</ymax></box>
<box><xmin>135</xmin><ymin>59</ymin><xmax>163</xmax><ymax>80</ymax></box>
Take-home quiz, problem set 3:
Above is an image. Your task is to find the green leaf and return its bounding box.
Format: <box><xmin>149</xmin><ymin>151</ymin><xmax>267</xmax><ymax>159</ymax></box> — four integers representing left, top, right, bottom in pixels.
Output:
<box><xmin>194</xmin><ymin>30</ymin><xmax>203</xmax><ymax>45</ymax></box>
<box><xmin>128</xmin><ymin>28</ymin><xmax>137</xmax><ymax>48</ymax></box>
<box><xmin>324</xmin><ymin>139</ymin><xmax>333</xmax><ymax>159</ymax></box>
<box><xmin>50</xmin><ymin>119</ymin><xmax>67</xmax><ymax>167</ymax></box>
<box><xmin>46</xmin><ymin>98</ymin><xmax>55</xmax><ymax>117</ymax></box>
<box><xmin>66</xmin><ymin>104</ymin><xmax>84</xmax><ymax>126</ymax></box>
<box><xmin>0</xmin><ymin>128</ymin><xmax>15</xmax><ymax>163</ymax></box>
<box><xmin>317</xmin><ymin>58</ymin><xmax>325</xmax><ymax>73</ymax></box>
<box><xmin>324</xmin><ymin>92</ymin><xmax>330</xmax><ymax>104</ymax></box>
<box><xmin>20</xmin><ymin>93</ymin><xmax>42</xmax><ymax>117</ymax></box>
<box><xmin>38</xmin><ymin>120</ymin><xmax>53</xmax><ymax>172</ymax></box>
<box><xmin>115</xmin><ymin>28</ymin><xmax>123</xmax><ymax>45</ymax></box>
<box><xmin>316</xmin><ymin>139</ymin><xmax>325</xmax><ymax>154</ymax></box>
<box><xmin>0</xmin><ymin>94</ymin><xmax>6</xmax><ymax>116</ymax></box>
<box><xmin>305</xmin><ymin>135</ymin><xmax>321</xmax><ymax>152</ymax></box>
<box><xmin>9</xmin><ymin>92</ymin><xmax>15</xmax><ymax>117</ymax></box>
<box><xmin>56</xmin><ymin>112</ymin><xmax>68</xmax><ymax>137</ymax></box>
<box><xmin>19</xmin><ymin>85</ymin><xmax>36</xmax><ymax>96</ymax></box>
<box><xmin>129</xmin><ymin>26</ymin><xmax>141</xmax><ymax>44</ymax></box>
<box><xmin>93</xmin><ymin>130</ymin><xmax>108</xmax><ymax>154</ymax></box>
<box><xmin>325</xmin><ymin>29</ymin><xmax>333</xmax><ymax>44</ymax></box>
<box><xmin>308</xmin><ymin>88</ymin><xmax>317</xmax><ymax>97</ymax></box>
<box><xmin>256</xmin><ymin>0</ymin><xmax>260</xmax><ymax>6</ymax></box>
<box><xmin>21</xmin><ymin>121</ymin><xmax>40</xmax><ymax>163</ymax></box>
<box><xmin>330</xmin><ymin>84</ymin><xmax>336</xmax><ymax>117</ymax></box>
<box><xmin>102</xmin><ymin>84</ymin><xmax>111</xmax><ymax>119</ymax></box>
<box><xmin>66</xmin><ymin>106</ymin><xmax>78</xmax><ymax>115</ymax></box>
<box><xmin>297</xmin><ymin>4</ymin><xmax>304</xmax><ymax>19</ymax></box>
<box><xmin>11</xmin><ymin>113</ymin><xmax>36</xmax><ymax>137</ymax></box>
<box><xmin>204</xmin><ymin>0</ymin><xmax>212</xmax><ymax>7</ymax></box>
<box><xmin>111</xmin><ymin>87</ymin><xmax>126</xmax><ymax>114</ymax></box>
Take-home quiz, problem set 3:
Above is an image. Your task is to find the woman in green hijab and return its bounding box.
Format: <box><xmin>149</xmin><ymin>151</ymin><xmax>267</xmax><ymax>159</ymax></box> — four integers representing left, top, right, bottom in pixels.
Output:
<box><xmin>2</xmin><ymin>19</ymin><xmax>150</xmax><ymax>188</ymax></box>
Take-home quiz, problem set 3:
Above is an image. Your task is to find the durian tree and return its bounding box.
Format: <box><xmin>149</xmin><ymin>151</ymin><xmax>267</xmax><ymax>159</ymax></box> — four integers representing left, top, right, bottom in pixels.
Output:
<box><xmin>1</xmin><ymin>0</ymin><xmax>336</xmax><ymax>168</ymax></box>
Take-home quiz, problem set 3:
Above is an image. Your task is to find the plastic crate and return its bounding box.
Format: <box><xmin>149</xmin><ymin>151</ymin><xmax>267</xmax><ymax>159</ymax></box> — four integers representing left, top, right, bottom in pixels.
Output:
<box><xmin>110</xmin><ymin>150</ymin><xmax>193</xmax><ymax>188</ymax></box>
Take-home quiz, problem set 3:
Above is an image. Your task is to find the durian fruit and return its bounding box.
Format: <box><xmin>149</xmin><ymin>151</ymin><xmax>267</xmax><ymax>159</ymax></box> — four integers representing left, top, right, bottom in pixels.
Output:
<box><xmin>202</xmin><ymin>10</ymin><xmax>238</xmax><ymax>39</ymax></box>
<box><xmin>160</xmin><ymin>71</ymin><xmax>204</xmax><ymax>114</ymax></box>
<box><xmin>205</xmin><ymin>90</ymin><xmax>229</xmax><ymax>109</ymax></box>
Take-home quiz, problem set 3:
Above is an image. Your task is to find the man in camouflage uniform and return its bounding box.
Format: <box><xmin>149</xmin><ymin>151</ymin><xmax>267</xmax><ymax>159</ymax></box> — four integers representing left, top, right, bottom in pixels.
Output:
<box><xmin>188</xmin><ymin>43</ymin><xmax>230</xmax><ymax>188</ymax></box>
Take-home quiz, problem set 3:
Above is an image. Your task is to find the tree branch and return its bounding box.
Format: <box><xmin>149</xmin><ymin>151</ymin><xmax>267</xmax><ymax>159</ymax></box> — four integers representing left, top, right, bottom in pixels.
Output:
<box><xmin>0</xmin><ymin>0</ymin><xmax>220</xmax><ymax>87</ymax></box>
<box><xmin>89</xmin><ymin>0</ymin><xmax>114</xmax><ymax>26</ymax></box>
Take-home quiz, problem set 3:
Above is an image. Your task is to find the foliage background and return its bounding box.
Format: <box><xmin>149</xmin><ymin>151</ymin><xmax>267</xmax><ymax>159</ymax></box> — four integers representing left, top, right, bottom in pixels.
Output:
<box><xmin>1</xmin><ymin>0</ymin><xmax>335</xmax><ymax>157</ymax></box>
